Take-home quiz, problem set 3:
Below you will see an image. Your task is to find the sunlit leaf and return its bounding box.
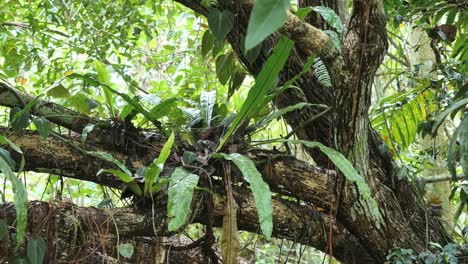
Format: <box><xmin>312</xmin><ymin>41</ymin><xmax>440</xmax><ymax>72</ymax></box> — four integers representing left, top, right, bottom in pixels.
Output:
<box><xmin>217</xmin><ymin>36</ymin><xmax>294</xmax><ymax>151</ymax></box>
<box><xmin>245</xmin><ymin>0</ymin><xmax>289</xmax><ymax>51</ymax></box>
<box><xmin>46</xmin><ymin>84</ymin><xmax>71</xmax><ymax>98</ymax></box>
<box><xmin>145</xmin><ymin>132</ymin><xmax>175</xmax><ymax>196</ymax></box>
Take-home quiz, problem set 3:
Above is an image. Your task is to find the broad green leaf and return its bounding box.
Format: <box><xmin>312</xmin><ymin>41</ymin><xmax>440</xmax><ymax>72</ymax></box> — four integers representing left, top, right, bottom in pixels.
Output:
<box><xmin>218</xmin><ymin>153</ymin><xmax>272</xmax><ymax>239</ymax></box>
<box><xmin>0</xmin><ymin>148</ymin><xmax>16</xmax><ymax>169</ymax></box>
<box><xmin>98</xmin><ymin>169</ymin><xmax>134</xmax><ymax>183</ymax></box>
<box><xmin>0</xmin><ymin>134</ymin><xmax>24</xmax><ymax>154</ymax></box>
<box><xmin>0</xmin><ymin>219</ymin><xmax>6</xmax><ymax>240</ymax></box>
<box><xmin>0</xmin><ymin>157</ymin><xmax>27</xmax><ymax>248</ymax></box>
<box><xmin>144</xmin><ymin>132</ymin><xmax>175</xmax><ymax>196</ymax></box>
<box><xmin>296</xmin><ymin>7</ymin><xmax>313</xmax><ymax>20</ymax></box>
<box><xmin>46</xmin><ymin>84</ymin><xmax>70</xmax><ymax>98</ymax></box>
<box><xmin>207</xmin><ymin>9</ymin><xmax>235</xmax><ymax>40</ymax></box>
<box><xmin>167</xmin><ymin>167</ymin><xmax>199</xmax><ymax>231</ymax></box>
<box><xmin>148</xmin><ymin>97</ymin><xmax>179</xmax><ymax>120</ymax></box>
<box><xmin>217</xmin><ymin>36</ymin><xmax>294</xmax><ymax>151</ymax></box>
<box><xmin>432</xmin><ymin>97</ymin><xmax>468</xmax><ymax>135</ymax></box>
<box><xmin>215</xmin><ymin>53</ymin><xmax>234</xmax><ymax>85</ymax></box>
<box><xmin>97</xmin><ymin>169</ymin><xmax>142</xmax><ymax>196</ymax></box>
<box><xmin>228</xmin><ymin>67</ymin><xmax>247</xmax><ymax>98</ymax></box>
<box><xmin>310</xmin><ymin>6</ymin><xmax>344</xmax><ymax>34</ymax></box>
<box><xmin>201</xmin><ymin>30</ymin><xmax>214</xmax><ymax>58</ymax></box>
<box><xmin>94</xmin><ymin>61</ymin><xmax>115</xmax><ymax>116</ymax></box>
<box><xmin>200</xmin><ymin>90</ymin><xmax>216</xmax><ymax>127</ymax></box>
<box><xmin>249</xmin><ymin>102</ymin><xmax>310</xmax><ymax>131</ymax></box>
<box><xmin>278</xmin><ymin>139</ymin><xmax>381</xmax><ymax>221</ymax></box>
<box><xmin>32</xmin><ymin>117</ymin><xmax>50</xmax><ymax>140</ymax></box>
<box><xmin>87</xmin><ymin>151</ymin><xmax>132</xmax><ymax>177</ymax></box>
<box><xmin>81</xmin><ymin>124</ymin><xmax>95</xmax><ymax>145</ymax></box>
<box><xmin>27</xmin><ymin>237</ymin><xmax>46</xmax><ymax>264</ymax></box>
<box><xmin>245</xmin><ymin>0</ymin><xmax>290</xmax><ymax>50</ymax></box>
<box><xmin>118</xmin><ymin>243</ymin><xmax>134</xmax><ymax>258</ymax></box>
<box><xmin>9</xmin><ymin>107</ymin><xmax>30</xmax><ymax>133</ymax></box>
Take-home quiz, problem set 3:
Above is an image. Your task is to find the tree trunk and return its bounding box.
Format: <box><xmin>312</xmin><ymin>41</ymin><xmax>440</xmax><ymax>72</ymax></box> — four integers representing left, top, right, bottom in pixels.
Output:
<box><xmin>0</xmin><ymin>0</ymin><xmax>452</xmax><ymax>262</ymax></box>
<box><xmin>173</xmin><ymin>0</ymin><xmax>450</xmax><ymax>262</ymax></box>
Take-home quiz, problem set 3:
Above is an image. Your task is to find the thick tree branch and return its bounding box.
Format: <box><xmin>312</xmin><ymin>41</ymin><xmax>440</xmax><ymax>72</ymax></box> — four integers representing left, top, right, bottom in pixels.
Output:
<box><xmin>0</xmin><ymin>194</ymin><xmax>369</xmax><ymax>262</ymax></box>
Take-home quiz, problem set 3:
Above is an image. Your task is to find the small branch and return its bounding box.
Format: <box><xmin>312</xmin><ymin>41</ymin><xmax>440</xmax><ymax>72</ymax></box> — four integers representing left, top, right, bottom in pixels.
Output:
<box><xmin>424</xmin><ymin>175</ymin><xmax>463</xmax><ymax>183</ymax></box>
<box><xmin>2</xmin><ymin>21</ymin><xmax>70</xmax><ymax>37</ymax></box>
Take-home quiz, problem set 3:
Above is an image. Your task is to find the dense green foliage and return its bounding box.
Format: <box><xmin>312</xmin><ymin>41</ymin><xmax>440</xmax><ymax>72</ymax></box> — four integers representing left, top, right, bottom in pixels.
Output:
<box><xmin>0</xmin><ymin>0</ymin><xmax>466</xmax><ymax>262</ymax></box>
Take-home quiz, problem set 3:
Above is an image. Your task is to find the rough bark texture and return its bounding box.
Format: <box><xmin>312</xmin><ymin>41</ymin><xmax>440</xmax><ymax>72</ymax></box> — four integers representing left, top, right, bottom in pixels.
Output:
<box><xmin>171</xmin><ymin>0</ymin><xmax>450</xmax><ymax>262</ymax></box>
<box><xmin>0</xmin><ymin>0</ymin><xmax>452</xmax><ymax>262</ymax></box>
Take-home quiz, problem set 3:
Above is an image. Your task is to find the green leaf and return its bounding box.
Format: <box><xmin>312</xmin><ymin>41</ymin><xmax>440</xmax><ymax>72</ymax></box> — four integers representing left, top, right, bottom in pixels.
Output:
<box><xmin>228</xmin><ymin>67</ymin><xmax>247</xmax><ymax>98</ymax></box>
<box><xmin>167</xmin><ymin>167</ymin><xmax>199</xmax><ymax>231</ymax></box>
<box><xmin>432</xmin><ymin>97</ymin><xmax>468</xmax><ymax>135</ymax></box>
<box><xmin>217</xmin><ymin>36</ymin><xmax>294</xmax><ymax>151</ymax></box>
<box><xmin>0</xmin><ymin>157</ymin><xmax>27</xmax><ymax>248</ymax></box>
<box><xmin>207</xmin><ymin>9</ymin><xmax>235</xmax><ymax>40</ymax></box>
<box><xmin>97</xmin><ymin>169</ymin><xmax>142</xmax><ymax>196</ymax></box>
<box><xmin>0</xmin><ymin>148</ymin><xmax>16</xmax><ymax>169</ymax></box>
<box><xmin>32</xmin><ymin>117</ymin><xmax>50</xmax><ymax>140</ymax></box>
<box><xmin>296</xmin><ymin>7</ymin><xmax>313</xmax><ymax>20</ymax></box>
<box><xmin>0</xmin><ymin>134</ymin><xmax>24</xmax><ymax>155</ymax></box>
<box><xmin>81</xmin><ymin>124</ymin><xmax>95</xmax><ymax>145</ymax></box>
<box><xmin>148</xmin><ymin>97</ymin><xmax>179</xmax><ymax>120</ymax></box>
<box><xmin>98</xmin><ymin>169</ymin><xmax>134</xmax><ymax>183</ymax></box>
<box><xmin>201</xmin><ymin>30</ymin><xmax>214</xmax><ymax>58</ymax></box>
<box><xmin>250</xmin><ymin>102</ymin><xmax>311</xmax><ymax>131</ymax></box>
<box><xmin>200</xmin><ymin>90</ymin><xmax>216</xmax><ymax>127</ymax></box>
<box><xmin>182</xmin><ymin>151</ymin><xmax>197</xmax><ymax>165</ymax></box>
<box><xmin>46</xmin><ymin>84</ymin><xmax>70</xmax><ymax>98</ymax></box>
<box><xmin>144</xmin><ymin>132</ymin><xmax>175</xmax><ymax>196</ymax></box>
<box><xmin>9</xmin><ymin>107</ymin><xmax>30</xmax><ymax>133</ymax></box>
<box><xmin>217</xmin><ymin>153</ymin><xmax>272</xmax><ymax>239</ymax></box>
<box><xmin>277</xmin><ymin>139</ymin><xmax>381</xmax><ymax>221</ymax></box>
<box><xmin>87</xmin><ymin>151</ymin><xmax>132</xmax><ymax>177</ymax></box>
<box><xmin>310</xmin><ymin>6</ymin><xmax>344</xmax><ymax>34</ymax></box>
<box><xmin>94</xmin><ymin>61</ymin><xmax>116</xmax><ymax>116</ymax></box>
<box><xmin>245</xmin><ymin>0</ymin><xmax>290</xmax><ymax>51</ymax></box>
<box><xmin>0</xmin><ymin>219</ymin><xmax>7</xmax><ymax>240</ymax></box>
<box><xmin>27</xmin><ymin>237</ymin><xmax>46</xmax><ymax>264</ymax></box>
<box><xmin>215</xmin><ymin>53</ymin><xmax>234</xmax><ymax>85</ymax></box>
<box><xmin>118</xmin><ymin>243</ymin><xmax>134</xmax><ymax>259</ymax></box>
